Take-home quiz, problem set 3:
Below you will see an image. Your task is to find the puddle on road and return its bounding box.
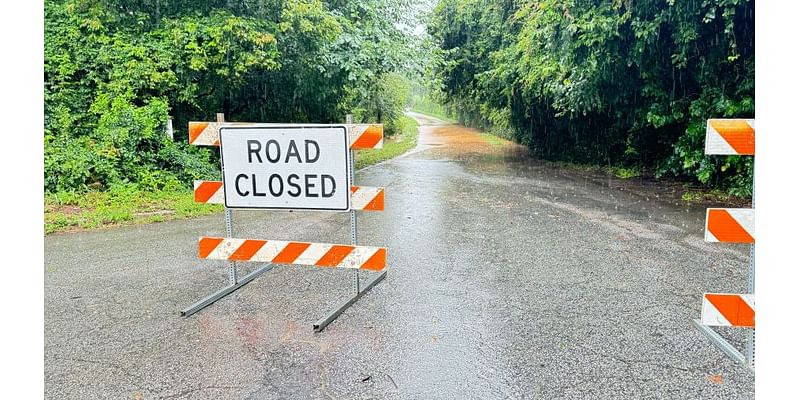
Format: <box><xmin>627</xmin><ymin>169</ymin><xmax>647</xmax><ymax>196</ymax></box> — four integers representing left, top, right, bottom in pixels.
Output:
<box><xmin>389</xmin><ymin>115</ymin><xmax>754</xmax><ymax>398</ymax></box>
<box><xmin>400</xmin><ymin>115</ymin><xmax>757</xmax><ymax>265</ymax></box>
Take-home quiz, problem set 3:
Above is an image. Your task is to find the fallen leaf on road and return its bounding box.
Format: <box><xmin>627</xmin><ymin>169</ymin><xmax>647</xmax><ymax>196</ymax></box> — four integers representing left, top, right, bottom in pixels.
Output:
<box><xmin>707</xmin><ymin>374</ymin><xmax>724</xmax><ymax>384</ymax></box>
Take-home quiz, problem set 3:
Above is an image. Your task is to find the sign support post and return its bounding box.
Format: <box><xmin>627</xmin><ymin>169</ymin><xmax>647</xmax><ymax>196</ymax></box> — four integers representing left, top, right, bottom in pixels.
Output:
<box><xmin>312</xmin><ymin>268</ymin><xmax>387</xmax><ymax>331</ymax></box>
<box><xmin>219</xmin><ymin>113</ymin><xmax>239</xmax><ymax>287</ymax></box>
<box><xmin>746</xmin><ymin>172</ymin><xmax>755</xmax><ymax>368</ymax></box>
<box><xmin>347</xmin><ymin>113</ymin><xmax>360</xmax><ymax>295</ymax></box>
<box><xmin>180</xmin><ymin>263</ymin><xmax>276</xmax><ymax>317</ymax></box>
<box><xmin>180</xmin><ymin>113</ymin><xmax>277</xmax><ymax>317</ymax></box>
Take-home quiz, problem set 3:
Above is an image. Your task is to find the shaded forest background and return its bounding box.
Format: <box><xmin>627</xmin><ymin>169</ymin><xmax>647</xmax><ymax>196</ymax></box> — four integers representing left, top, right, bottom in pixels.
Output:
<box><xmin>426</xmin><ymin>0</ymin><xmax>754</xmax><ymax>195</ymax></box>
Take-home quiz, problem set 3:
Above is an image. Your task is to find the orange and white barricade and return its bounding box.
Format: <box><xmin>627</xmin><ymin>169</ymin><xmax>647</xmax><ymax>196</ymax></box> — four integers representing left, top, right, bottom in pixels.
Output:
<box><xmin>705</xmin><ymin>119</ymin><xmax>755</xmax><ymax>155</ymax></box>
<box><xmin>181</xmin><ymin>113</ymin><xmax>387</xmax><ymax>332</ymax></box>
<box><xmin>198</xmin><ymin>237</ymin><xmax>386</xmax><ymax>271</ymax></box>
<box><xmin>704</xmin><ymin>208</ymin><xmax>754</xmax><ymax>244</ymax></box>
<box><xmin>694</xmin><ymin>118</ymin><xmax>756</xmax><ymax>368</ymax></box>
<box><xmin>701</xmin><ymin>293</ymin><xmax>755</xmax><ymax>328</ymax></box>
<box><xmin>194</xmin><ymin>181</ymin><xmax>385</xmax><ymax>211</ymax></box>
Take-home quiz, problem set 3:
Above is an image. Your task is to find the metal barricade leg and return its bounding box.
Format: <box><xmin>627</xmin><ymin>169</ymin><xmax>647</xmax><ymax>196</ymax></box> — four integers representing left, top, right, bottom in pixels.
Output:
<box><xmin>313</xmin><ymin>270</ymin><xmax>387</xmax><ymax>332</ymax></box>
<box><xmin>181</xmin><ymin>263</ymin><xmax>275</xmax><ymax>316</ymax></box>
<box><xmin>181</xmin><ymin>113</ymin><xmax>274</xmax><ymax>317</ymax></box>
<box><xmin>313</xmin><ymin>113</ymin><xmax>386</xmax><ymax>332</ymax></box>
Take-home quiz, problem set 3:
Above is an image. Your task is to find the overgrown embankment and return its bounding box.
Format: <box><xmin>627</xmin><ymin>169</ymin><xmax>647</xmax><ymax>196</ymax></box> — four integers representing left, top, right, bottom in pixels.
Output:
<box><xmin>427</xmin><ymin>0</ymin><xmax>754</xmax><ymax>196</ymax></box>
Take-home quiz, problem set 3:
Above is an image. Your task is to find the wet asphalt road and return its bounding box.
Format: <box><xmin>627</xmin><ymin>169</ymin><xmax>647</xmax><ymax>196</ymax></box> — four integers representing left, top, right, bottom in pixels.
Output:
<box><xmin>45</xmin><ymin>113</ymin><xmax>754</xmax><ymax>399</ymax></box>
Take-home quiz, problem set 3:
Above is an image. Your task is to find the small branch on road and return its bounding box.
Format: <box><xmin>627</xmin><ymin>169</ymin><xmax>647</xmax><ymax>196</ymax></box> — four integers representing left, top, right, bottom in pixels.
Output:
<box><xmin>385</xmin><ymin>373</ymin><xmax>399</xmax><ymax>390</ymax></box>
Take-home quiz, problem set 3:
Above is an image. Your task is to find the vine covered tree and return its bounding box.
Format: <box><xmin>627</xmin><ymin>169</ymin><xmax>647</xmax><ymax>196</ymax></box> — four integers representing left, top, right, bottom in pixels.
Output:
<box><xmin>428</xmin><ymin>0</ymin><xmax>754</xmax><ymax>195</ymax></box>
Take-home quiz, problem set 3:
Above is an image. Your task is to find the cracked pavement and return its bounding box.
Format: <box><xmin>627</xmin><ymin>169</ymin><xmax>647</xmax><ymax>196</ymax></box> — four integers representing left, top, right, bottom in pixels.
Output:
<box><xmin>44</xmin><ymin>113</ymin><xmax>754</xmax><ymax>399</ymax></box>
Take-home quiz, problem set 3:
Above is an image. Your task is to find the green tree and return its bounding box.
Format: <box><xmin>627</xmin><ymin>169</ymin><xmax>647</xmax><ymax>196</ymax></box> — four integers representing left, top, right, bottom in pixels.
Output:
<box><xmin>428</xmin><ymin>0</ymin><xmax>754</xmax><ymax>195</ymax></box>
<box><xmin>45</xmin><ymin>0</ymin><xmax>418</xmax><ymax>193</ymax></box>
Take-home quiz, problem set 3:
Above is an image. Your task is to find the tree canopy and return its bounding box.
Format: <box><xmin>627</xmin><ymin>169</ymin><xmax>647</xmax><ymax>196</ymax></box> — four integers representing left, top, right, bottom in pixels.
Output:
<box><xmin>45</xmin><ymin>0</ymin><xmax>420</xmax><ymax>193</ymax></box>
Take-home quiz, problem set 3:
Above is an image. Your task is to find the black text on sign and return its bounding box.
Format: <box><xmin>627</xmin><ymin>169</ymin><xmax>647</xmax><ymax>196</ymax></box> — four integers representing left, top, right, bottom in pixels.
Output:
<box><xmin>219</xmin><ymin>126</ymin><xmax>351</xmax><ymax>211</ymax></box>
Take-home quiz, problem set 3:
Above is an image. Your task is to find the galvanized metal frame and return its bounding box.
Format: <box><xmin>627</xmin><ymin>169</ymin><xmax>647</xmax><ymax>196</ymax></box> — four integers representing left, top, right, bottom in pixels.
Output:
<box><xmin>181</xmin><ymin>112</ymin><xmax>385</xmax><ymax>332</ymax></box>
<box><xmin>313</xmin><ymin>113</ymin><xmax>387</xmax><ymax>332</ymax></box>
<box><xmin>181</xmin><ymin>112</ymin><xmax>255</xmax><ymax>316</ymax></box>
<box><xmin>693</xmin><ymin>319</ymin><xmax>747</xmax><ymax>365</ymax></box>
<box><xmin>225</xmin><ymin>208</ymin><xmax>237</xmax><ymax>285</ymax></box>
<box><xmin>695</xmin><ymin>147</ymin><xmax>755</xmax><ymax>370</ymax></box>
<box><xmin>349</xmin><ymin>113</ymin><xmax>361</xmax><ymax>296</ymax></box>
<box><xmin>746</xmin><ymin>173</ymin><xmax>755</xmax><ymax>368</ymax></box>
<box><xmin>314</xmin><ymin>270</ymin><xmax>386</xmax><ymax>332</ymax></box>
<box><xmin>181</xmin><ymin>263</ymin><xmax>275</xmax><ymax>316</ymax></box>
<box><xmin>221</xmin><ymin>113</ymin><xmax>239</xmax><ymax>286</ymax></box>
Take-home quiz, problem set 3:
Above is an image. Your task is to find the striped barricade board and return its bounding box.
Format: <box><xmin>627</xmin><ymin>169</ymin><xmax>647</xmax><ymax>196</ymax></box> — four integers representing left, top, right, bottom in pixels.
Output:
<box><xmin>199</xmin><ymin>237</ymin><xmax>387</xmax><ymax>271</ymax></box>
<box><xmin>189</xmin><ymin>122</ymin><xmax>383</xmax><ymax>149</ymax></box>
<box><xmin>701</xmin><ymin>293</ymin><xmax>755</xmax><ymax>328</ymax></box>
<box><xmin>704</xmin><ymin>208</ymin><xmax>754</xmax><ymax>244</ymax></box>
<box><xmin>194</xmin><ymin>181</ymin><xmax>384</xmax><ymax>211</ymax></box>
<box><xmin>705</xmin><ymin>119</ymin><xmax>755</xmax><ymax>155</ymax></box>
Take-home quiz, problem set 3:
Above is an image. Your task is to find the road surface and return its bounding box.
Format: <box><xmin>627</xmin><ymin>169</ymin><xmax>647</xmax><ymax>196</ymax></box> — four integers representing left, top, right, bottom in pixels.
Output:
<box><xmin>45</xmin><ymin>113</ymin><xmax>754</xmax><ymax>399</ymax></box>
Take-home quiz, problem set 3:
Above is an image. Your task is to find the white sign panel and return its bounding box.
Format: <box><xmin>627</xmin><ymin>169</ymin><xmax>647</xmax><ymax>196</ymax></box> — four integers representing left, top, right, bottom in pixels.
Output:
<box><xmin>220</xmin><ymin>125</ymin><xmax>351</xmax><ymax>211</ymax></box>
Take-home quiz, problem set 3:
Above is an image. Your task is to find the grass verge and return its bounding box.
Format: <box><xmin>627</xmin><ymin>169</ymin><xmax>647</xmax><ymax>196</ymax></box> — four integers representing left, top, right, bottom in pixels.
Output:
<box><xmin>355</xmin><ymin>115</ymin><xmax>418</xmax><ymax>169</ymax></box>
<box><xmin>45</xmin><ymin>186</ymin><xmax>223</xmax><ymax>234</ymax></box>
<box><xmin>680</xmin><ymin>188</ymin><xmax>740</xmax><ymax>204</ymax></box>
<box><xmin>547</xmin><ymin>160</ymin><xmax>747</xmax><ymax>205</ymax></box>
<box><xmin>410</xmin><ymin>96</ymin><xmax>457</xmax><ymax>124</ymax></box>
<box><xmin>45</xmin><ymin>117</ymin><xmax>420</xmax><ymax>235</ymax></box>
<box><xmin>478</xmin><ymin>132</ymin><xmax>508</xmax><ymax>147</ymax></box>
<box><xmin>549</xmin><ymin>161</ymin><xmax>642</xmax><ymax>179</ymax></box>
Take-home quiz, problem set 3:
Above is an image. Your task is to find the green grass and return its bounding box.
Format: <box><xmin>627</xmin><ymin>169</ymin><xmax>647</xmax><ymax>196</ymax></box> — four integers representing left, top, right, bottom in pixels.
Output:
<box><xmin>355</xmin><ymin>115</ymin><xmax>419</xmax><ymax>169</ymax></box>
<box><xmin>478</xmin><ymin>133</ymin><xmax>507</xmax><ymax>147</ymax></box>
<box><xmin>680</xmin><ymin>188</ymin><xmax>734</xmax><ymax>203</ymax></box>
<box><xmin>549</xmin><ymin>161</ymin><xmax>642</xmax><ymax>179</ymax></box>
<box><xmin>607</xmin><ymin>166</ymin><xmax>642</xmax><ymax>179</ymax></box>
<box><xmin>45</xmin><ymin>117</ymin><xmax>420</xmax><ymax>234</ymax></box>
<box><xmin>410</xmin><ymin>96</ymin><xmax>457</xmax><ymax>124</ymax></box>
<box><xmin>45</xmin><ymin>186</ymin><xmax>222</xmax><ymax>234</ymax></box>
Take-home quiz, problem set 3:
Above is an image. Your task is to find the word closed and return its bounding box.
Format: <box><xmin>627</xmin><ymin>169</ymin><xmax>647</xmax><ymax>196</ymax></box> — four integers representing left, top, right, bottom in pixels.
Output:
<box><xmin>220</xmin><ymin>126</ymin><xmax>351</xmax><ymax>211</ymax></box>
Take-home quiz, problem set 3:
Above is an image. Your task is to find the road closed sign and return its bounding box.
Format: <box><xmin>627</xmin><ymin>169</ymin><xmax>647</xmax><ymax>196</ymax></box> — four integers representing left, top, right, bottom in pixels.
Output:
<box><xmin>219</xmin><ymin>125</ymin><xmax>351</xmax><ymax>211</ymax></box>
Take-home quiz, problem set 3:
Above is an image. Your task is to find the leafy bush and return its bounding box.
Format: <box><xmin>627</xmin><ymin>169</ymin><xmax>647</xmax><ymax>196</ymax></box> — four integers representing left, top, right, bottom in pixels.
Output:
<box><xmin>44</xmin><ymin>0</ymin><xmax>417</xmax><ymax>194</ymax></box>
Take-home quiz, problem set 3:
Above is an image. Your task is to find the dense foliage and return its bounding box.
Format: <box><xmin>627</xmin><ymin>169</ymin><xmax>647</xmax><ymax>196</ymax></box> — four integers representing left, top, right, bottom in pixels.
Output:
<box><xmin>44</xmin><ymin>0</ymin><xmax>418</xmax><ymax>193</ymax></box>
<box><xmin>428</xmin><ymin>0</ymin><xmax>754</xmax><ymax>195</ymax></box>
